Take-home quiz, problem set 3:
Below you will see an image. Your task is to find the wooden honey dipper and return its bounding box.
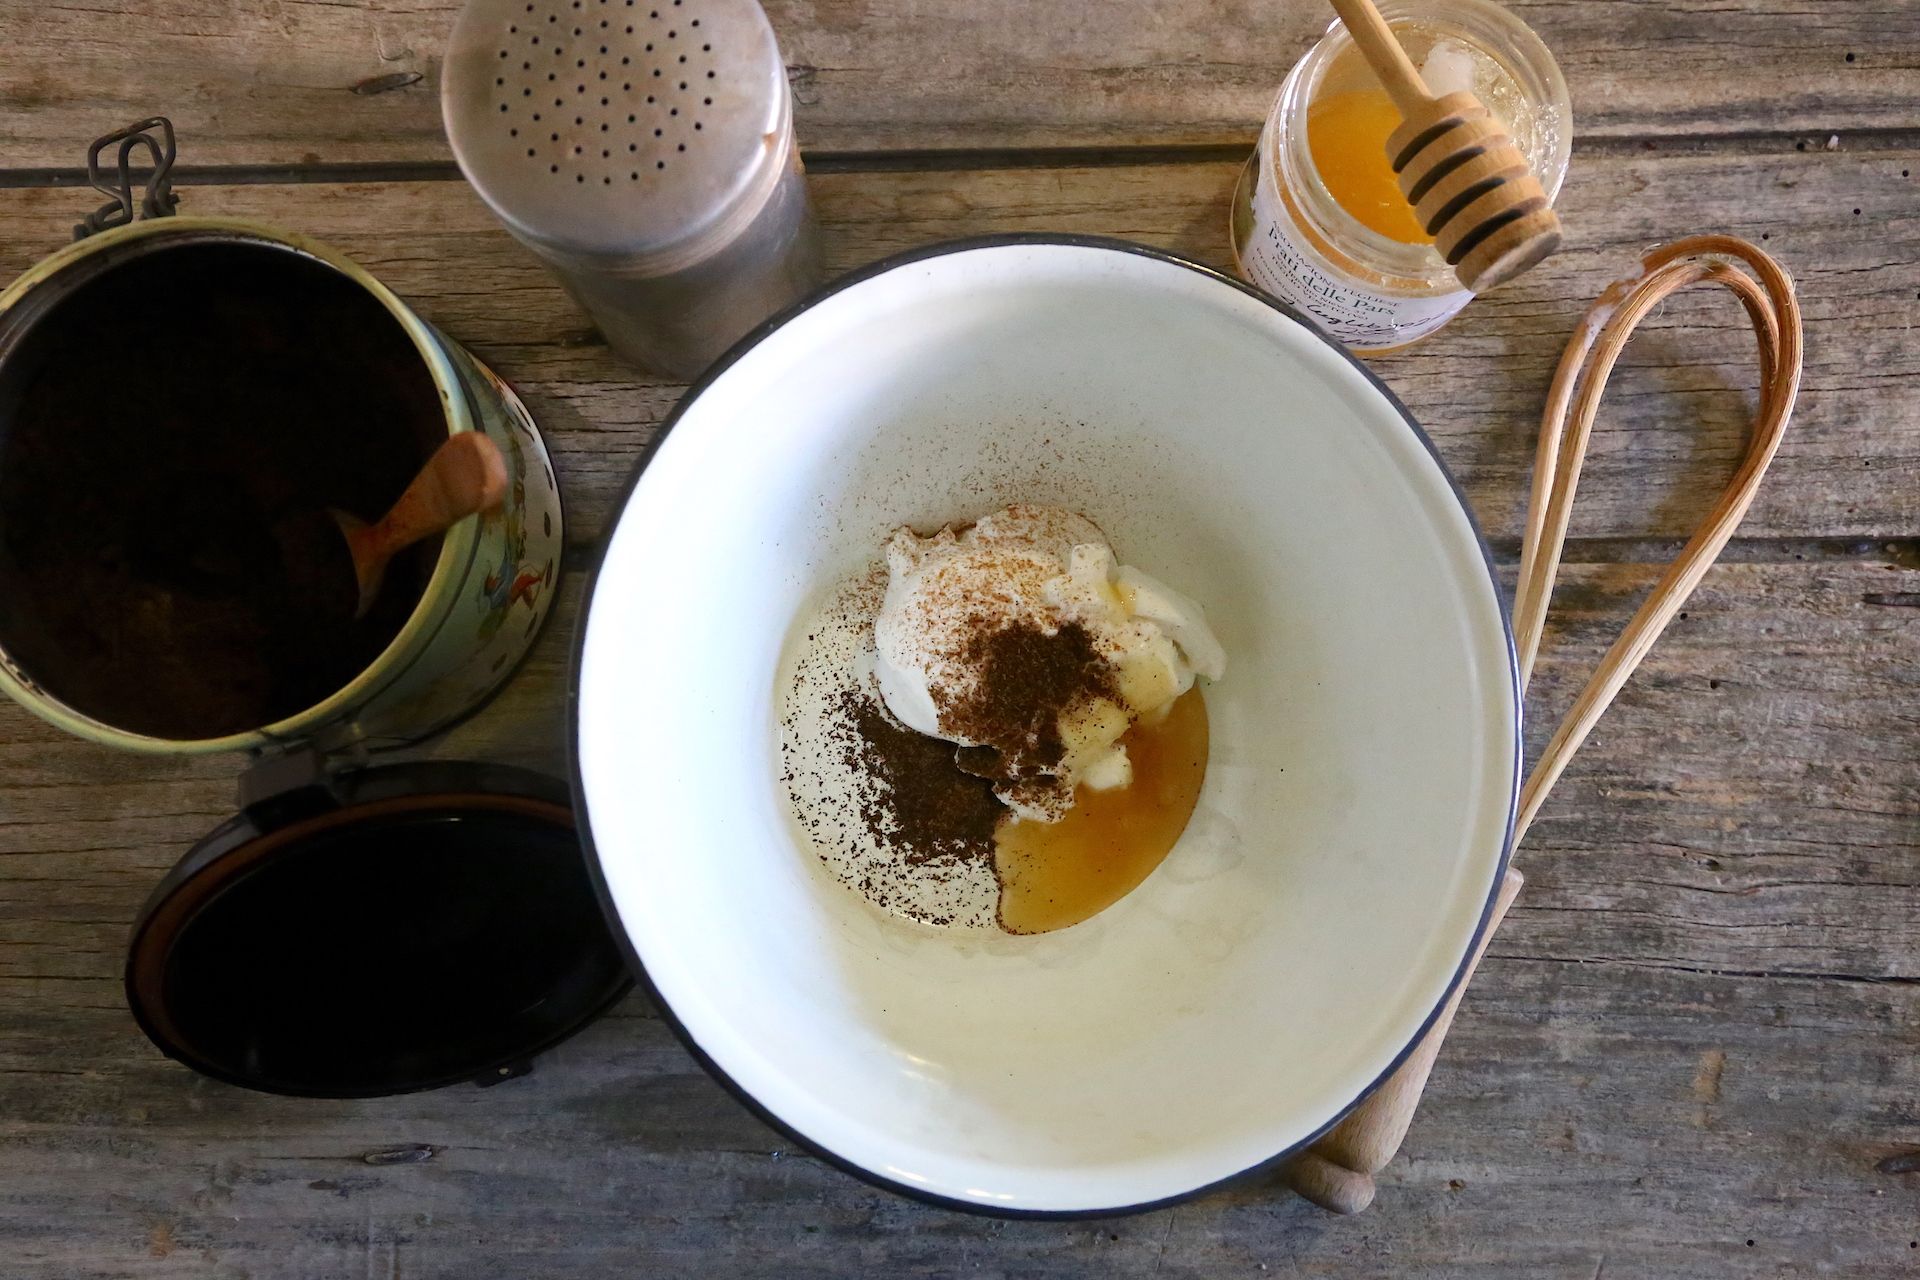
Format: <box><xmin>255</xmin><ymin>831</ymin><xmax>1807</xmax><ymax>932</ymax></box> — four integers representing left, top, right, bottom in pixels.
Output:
<box><xmin>1325</xmin><ymin>0</ymin><xmax>1562</xmax><ymax>291</ymax></box>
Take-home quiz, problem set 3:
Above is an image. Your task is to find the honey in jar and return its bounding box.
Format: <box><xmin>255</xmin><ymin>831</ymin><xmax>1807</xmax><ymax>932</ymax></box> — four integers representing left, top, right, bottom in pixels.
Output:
<box><xmin>1308</xmin><ymin>88</ymin><xmax>1432</xmax><ymax>245</ymax></box>
<box><xmin>1230</xmin><ymin>0</ymin><xmax>1571</xmax><ymax>352</ymax></box>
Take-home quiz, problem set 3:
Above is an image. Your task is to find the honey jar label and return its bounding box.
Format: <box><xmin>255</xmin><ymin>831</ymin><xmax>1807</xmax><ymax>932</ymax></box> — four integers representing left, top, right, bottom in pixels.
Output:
<box><xmin>1243</xmin><ymin>156</ymin><xmax>1469</xmax><ymax>350</ymax></box>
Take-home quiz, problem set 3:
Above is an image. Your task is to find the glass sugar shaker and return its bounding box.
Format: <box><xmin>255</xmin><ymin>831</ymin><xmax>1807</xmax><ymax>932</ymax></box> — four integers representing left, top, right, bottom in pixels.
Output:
<box><xmin>444</xmin><ymin>0</ymin><xmax>822</xmax><ymax>379</ymax></box>
<box><xmin>1231</xmin><ymin>0</ymin><xmax>1570</xmax><ymax>354</ymax></box>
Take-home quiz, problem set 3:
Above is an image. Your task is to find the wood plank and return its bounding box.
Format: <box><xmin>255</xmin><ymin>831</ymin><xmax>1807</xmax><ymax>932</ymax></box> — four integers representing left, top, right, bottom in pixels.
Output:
<box><xmin>2</xmin><ymin>559</ymin><xmax>1917</xmax><ymax>1274</ymax></box>
<box><xmin>1510</xmin><ymin>560</ymin><xmax>1920</xmax><ymax>984</ymax></box>
<box><xmin>0</xmin><ymin>962</ymin><xmax>1912</xmax><ymax>1277</ymax></box>
<box><xmin>0</xmin><ymin>0</ymin><xmax>1914</xmax><ymax>168</ymax></box>
<box><xmin>9</xmin><ymin>556</ymin><xmax>1917</xmax><ymax>982</ymax></box>
<box><xmin>0</xmin><ymin>145</ymin><xmax>1910</xmax><ymax>545</ymax></box>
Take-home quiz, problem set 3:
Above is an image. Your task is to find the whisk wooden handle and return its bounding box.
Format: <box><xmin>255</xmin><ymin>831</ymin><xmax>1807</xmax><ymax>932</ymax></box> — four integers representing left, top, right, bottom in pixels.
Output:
<box><xmin>1283</xmin><ymin>236</ymin><xmax>1803</xmax><ymax>1214</ymax></box>
<box><xmin>1284</xmin><ymin>867</ymin><xmax>1523</xmax><ymax>1213</ymax></box>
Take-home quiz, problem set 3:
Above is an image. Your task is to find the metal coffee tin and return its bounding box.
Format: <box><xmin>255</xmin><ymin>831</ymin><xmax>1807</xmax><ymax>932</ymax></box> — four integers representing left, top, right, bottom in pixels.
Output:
<box><xmin>443</xmin><ymin>0</ymin><xmax>822</xmax><ymax>378</ymax></box>
<box><xmin>0</xmin><ymin>122</ymin><xmax>564</xmax><ymax>756</ymax></box>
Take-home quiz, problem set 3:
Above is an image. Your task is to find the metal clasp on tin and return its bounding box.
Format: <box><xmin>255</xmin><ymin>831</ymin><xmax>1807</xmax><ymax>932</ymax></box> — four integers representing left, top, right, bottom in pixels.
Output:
<box><xmin>75</xmin><ymin>116</ymin><xmax>180</xmax><ymax>241</ymax></box>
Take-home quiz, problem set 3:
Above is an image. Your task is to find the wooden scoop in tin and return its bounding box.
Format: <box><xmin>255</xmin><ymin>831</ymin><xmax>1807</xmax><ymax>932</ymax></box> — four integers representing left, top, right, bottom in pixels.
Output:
<box><xmin>329</xmin><ymin>432</ymin><xmax>508</xmax><ymax>618</ymax></box>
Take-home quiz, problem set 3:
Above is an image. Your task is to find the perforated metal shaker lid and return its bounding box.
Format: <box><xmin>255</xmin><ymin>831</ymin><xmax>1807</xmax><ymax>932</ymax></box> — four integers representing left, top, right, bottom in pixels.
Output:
<box><xmin>443</xmin><ymin>0</ymin><xmax>791</xmax><ymax>267</ymax></box>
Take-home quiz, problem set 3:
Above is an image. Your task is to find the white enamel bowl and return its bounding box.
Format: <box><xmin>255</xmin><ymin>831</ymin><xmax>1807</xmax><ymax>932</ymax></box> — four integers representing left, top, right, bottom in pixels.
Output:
<box><xmin>573</xmin><ymin>238</ymin><xmax>1519</xmax><ymax>1216</ymax></box>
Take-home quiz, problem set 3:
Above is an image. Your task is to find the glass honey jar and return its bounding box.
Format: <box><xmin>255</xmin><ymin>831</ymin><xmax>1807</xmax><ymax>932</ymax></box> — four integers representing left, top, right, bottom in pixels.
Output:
<box><xmin>1231</xmin><ymin>0</ymin><xmax>1571</xmax><ymax>353</ymax></box>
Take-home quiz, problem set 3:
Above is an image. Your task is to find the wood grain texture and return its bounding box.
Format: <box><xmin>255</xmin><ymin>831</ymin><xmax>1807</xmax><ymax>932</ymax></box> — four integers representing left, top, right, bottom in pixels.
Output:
<box><xmin>0</xmin><ymin>0</ymin><xmax>1913</xmax><ymax>168</ymax></box>
<box><xmin>3</xmin><ymin>555</ymin><xmax>1918</xmax><ymax>1276</ymax></box>
<box><xmin>3</xmin><ymin>5</ymin><xmax>1919</xmax><ymax>1268</ymax></box>
<box><xmin>10</xmin><ymin>557</ymin><xmax>1917</xmax><ymax>987</ymax></box>
<box><xmin>1</xmin><ymin>962</ymin><xmax>1912</xmax><ymax>1278</ymax></box>
<box><xmin>0</xmin><ymin>145</ymin><xmax>1910</xmax><ymax>545</ymax></box>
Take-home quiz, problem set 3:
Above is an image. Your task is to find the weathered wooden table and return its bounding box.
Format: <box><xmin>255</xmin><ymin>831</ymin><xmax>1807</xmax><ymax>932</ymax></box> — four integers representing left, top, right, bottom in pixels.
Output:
<box><xmin>3</xmin><ymin>2</ymin><xmax>1917</xmax><ymax>1275</ymax></box>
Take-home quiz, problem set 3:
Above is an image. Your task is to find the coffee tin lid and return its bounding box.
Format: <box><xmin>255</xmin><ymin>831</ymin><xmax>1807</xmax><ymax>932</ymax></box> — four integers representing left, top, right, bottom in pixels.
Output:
<box><xmin>443</xmin><ymin>0</ymin><xmax>791</xmax><ymax>266</ymax></box>
<box><xmin>125</xmin><ymin>757</ymin><xmax>631</xmax><ymax>1097</ymax></box>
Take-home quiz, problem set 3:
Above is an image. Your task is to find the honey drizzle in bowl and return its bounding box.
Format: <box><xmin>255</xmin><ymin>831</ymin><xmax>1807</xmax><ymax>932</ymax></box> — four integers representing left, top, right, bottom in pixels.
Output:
<box><xmin>992</xmin><ymin>686</ymin><xmax>1210</xmax><ymax>934</ymax></box>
